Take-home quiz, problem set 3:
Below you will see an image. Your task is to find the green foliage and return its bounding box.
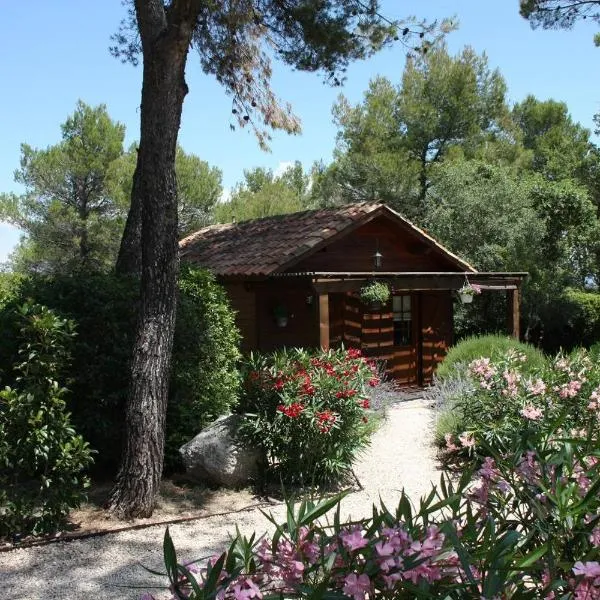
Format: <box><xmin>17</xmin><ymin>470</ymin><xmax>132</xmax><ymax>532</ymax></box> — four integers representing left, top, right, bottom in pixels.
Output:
<box><xmin>146</xmin><ymin>420</ymin><xmax>600</xmax><ymax>599</ymax></box>
<box><xmin>435</xmin><ymin>333</ymin><xmax>547</xmax><ymax>381</ymax></box>
<box><xmin>110</xmin><ymin>145</ymin><xmax>223</xmax><ymax>238</ymax></box>
<box><xmin>0</xmin><ymin>274</ymin><xmax>138</xmax><ymax>474</ymax></box>
<box><xmin>237</xmin><ymin>347</ymin><xmax>379</xmax><ymax>485</ymax></box>
<box><xmin>328</xmin><ymin>45</ymin><xmax>509</xmax><ymax>217</ymax></box>
<box><xmin>0</xmin><ymin>268</ymin><xmax>241</xmax><ymax>475</ymax></box>
<box><xmin>215</xmin><ymin>163</ymin><xmax>312</xmax><ymax>223</ymax></box>
<box><xmin>0</xmin><ymin>102</ymin><xmax>224</xmax><ymax>275</ymax></box>
<box><xmin>0</xmin><ymin>303</ymin><xmax>93</xmax><ymax>536</ymax></box>
<box><xmin>520</xmin><ymin>0</ymin><xmax>600</xmax><ymax>36</ymax></box>
<box><xmin>562</xmin><ymin>288</ymin><xmax>600</xmax><ymax>348</ymax></box>
<box><xmin>0</xmin><ymin>101</ymin><xmax>126</xmax><ymax>274</ymax></box>
<box><xmin>359</xmin><ymin>281</ymin><xmax>390</xmax><ymax>305</ymax></box>
<box><xmin>166</xmin><ymin>265</ymin><xmax>241</xmax><ymax>471</ymax></box>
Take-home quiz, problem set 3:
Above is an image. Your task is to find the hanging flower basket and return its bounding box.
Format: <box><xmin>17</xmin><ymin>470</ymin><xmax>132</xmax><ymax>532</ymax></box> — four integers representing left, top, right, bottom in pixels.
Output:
<box><xmin>458</xmin><ymin>283</ymin><xmax>482</xmax><ymax>304</ymax></box>
<box><xmin>359</xmin><ymin>281</ymin><xmax>390</xmax><ymax>310</ymax></box>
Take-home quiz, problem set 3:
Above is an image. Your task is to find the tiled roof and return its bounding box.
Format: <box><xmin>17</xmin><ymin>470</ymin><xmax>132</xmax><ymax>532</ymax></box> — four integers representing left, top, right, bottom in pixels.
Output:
<box><xmin>179</xmin><ymin>202</ymin><xmax>474</xmax><ymax>276</ymax></box>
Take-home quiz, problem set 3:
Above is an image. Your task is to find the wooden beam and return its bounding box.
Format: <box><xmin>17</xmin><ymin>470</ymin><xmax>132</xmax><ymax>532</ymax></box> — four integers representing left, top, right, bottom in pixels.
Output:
<box><xmin>312</xmin><ymin>276</ymin><xmax>522</xmax><ymax>294</ymax></box>
<box><xmin>318</xmin><ymin>293</ymin><xmax>330</xmax><ymax>350</ymax></box>
<box><xmin>507</xmin><ymin>288</ymin><xmax>520</xmax><ymax>340</ymax></box>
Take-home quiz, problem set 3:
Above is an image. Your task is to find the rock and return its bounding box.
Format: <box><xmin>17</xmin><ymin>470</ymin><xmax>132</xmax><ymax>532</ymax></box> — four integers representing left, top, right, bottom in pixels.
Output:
<box><xmin>179</xmin><ymin>415</ymin><xmax>263</xmax><ymax>487</ymax></box>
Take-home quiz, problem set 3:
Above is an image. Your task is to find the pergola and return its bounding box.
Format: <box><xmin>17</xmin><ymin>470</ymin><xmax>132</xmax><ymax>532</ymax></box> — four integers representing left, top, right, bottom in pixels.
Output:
<box><xmin>273</xmin><ymin>271</ymin><xmax>528</xmax><ymax>351</ymax></box>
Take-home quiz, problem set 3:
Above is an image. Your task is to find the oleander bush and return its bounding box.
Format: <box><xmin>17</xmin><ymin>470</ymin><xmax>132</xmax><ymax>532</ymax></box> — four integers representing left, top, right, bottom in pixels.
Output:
<box><xmin>431</xmin><ymin>334</ymin><xmax>548</xmax><ymax>446</ymax></box>
<box><xmin>441</xmin><ymin>347</ymin><xmax>600</xmax><ymax>460</ymax></box>
<box><xmin>143</xmin><ymin>417</ymin><xmax>600</xmax><ymax>599</ymax></box>
<box><xmin>0</xmin><ymin>303</ymin><xmax>93</xmax><ymax>536</ymax></box>
<box><xmin>237</xmin><ymin>347</ymin><xmax>380</xmax><ymax>486</ymax></box>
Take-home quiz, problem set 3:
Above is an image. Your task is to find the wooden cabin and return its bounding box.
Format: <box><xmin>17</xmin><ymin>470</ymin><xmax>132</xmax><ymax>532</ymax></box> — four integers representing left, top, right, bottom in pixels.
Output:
<box><xmin>180</xmin><ymin>203</ymin><xmax>526</xmax><ymax>385</ymax></box>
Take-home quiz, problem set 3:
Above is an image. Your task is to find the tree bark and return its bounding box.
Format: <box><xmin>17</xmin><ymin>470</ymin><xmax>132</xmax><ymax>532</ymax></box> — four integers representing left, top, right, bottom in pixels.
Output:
<box><xmin>108</xmin><ymin>3</ymin><xmax>194</xmax><ymax>518</ymax></box>
<box><xmin>115</xmin><ymin>174</ymin><xmax>142</xmax><ymax>275</ymax></box>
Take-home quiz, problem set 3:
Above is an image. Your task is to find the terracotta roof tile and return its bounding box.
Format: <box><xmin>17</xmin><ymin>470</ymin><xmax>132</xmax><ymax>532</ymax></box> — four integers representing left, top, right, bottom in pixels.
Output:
<box><xmin>179</xmin><ymin>202</ymin><xmax>475</xmax><ymax>275</ymax></box>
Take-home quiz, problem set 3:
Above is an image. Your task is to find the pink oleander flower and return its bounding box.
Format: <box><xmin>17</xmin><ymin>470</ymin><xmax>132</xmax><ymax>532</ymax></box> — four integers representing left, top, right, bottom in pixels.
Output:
<box><xmin>542</xmin><ymin>569</ymin><xmax>556</xmax><ymax>600</ymax></box>
<box><xmin>527</xmin><ymin>378</ymin><xmax>547</xmax><ymax>396</ymax></box>
<box><xmin>469</xmin><ymin>357</ymin><xmax>496</xmax><ymax>380</ymax></box>
<box><xmin>444</xmin><ymin>433</ymin><xmax>459</xmax><ymax>452</ymax></box>
<box><xmin>521</xmin><ymin>404</ymin><xmax>543</xmax><ymax>420</ymax></box>
<box><xmin>375</xmin><ymin>540</ymin><xmax>398</xmax><ymax>572</ymax></box>
<box><xmin>516</xmin><ymin>450</ymin><xmax>540</xmax><ymax>485</ymax></box>
<box><xmin>590</xmin><ymin>528</ymin><xmax>600</xmax><ymax>547</ymax></box>
<box><xmin>559</xmin><ymin>380</ymin><xmax>582</xmax><ymax>399</ymax></box>
<box><xmin>573</xmin><ymin>561</ymin><xmax>600</xmax><ymax>579</ymax></box>
<box><xmin>340</xmin><ymin>527</ymin><xmax>369</xmax><ymax>552</ymax></box>
<box><xmin>459</xmin><ymin>432</ymin><xmax>475</xmax><ymax>448</ymax></box>
<box><xmin>478</xmin><ymin>457</ymin><xmax>499</xmax><ymax>479</ymax></box>
<box><xmin>343</xmin><ymin>573</ymin><xmax>371</xmax><ymax>600</ymax></box>
<box><xmin>232</xmin><ymin>577</ymin><xmax>262</xmax><ymax>600</ymax></box>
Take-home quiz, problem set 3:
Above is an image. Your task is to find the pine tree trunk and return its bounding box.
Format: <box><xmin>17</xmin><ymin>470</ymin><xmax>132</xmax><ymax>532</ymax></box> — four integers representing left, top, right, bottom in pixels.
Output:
<box><xmin>108</xmin><ymin>19</ymin><xmax>191</xmax><ymax>518</ymax></box>
<box><xmin>115</xmin><ymin>175</ymin><xmax>142</xmax><ymax>276</ymax></box>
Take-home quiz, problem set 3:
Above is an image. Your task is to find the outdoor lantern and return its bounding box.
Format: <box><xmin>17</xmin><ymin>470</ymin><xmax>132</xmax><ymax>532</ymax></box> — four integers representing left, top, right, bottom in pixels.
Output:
<box><xmin>373</xmin><ymin>250</ymin><xmax>383</xmax><ymax>269</ymax></box>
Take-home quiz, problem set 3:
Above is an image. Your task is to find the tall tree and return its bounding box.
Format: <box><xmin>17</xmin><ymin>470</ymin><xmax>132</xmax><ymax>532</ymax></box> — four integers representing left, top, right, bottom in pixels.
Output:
<box><xmin>110</xmin><ymin>145</ymin><xmax>223</xmax><ymax>238</ymax></box>
<box><xmin>215</xmin><ymin>163</ymin><xmax>311</xmax><ymax>222</ymax></box>
<box><xmin>0</xmin><ymin>102</ymin><xmax>126</xmax><ymax>274</ymax></box>
<box><xmin>513</xmin><ymin>96</ymin><xmax>594</xmax><ymax>180</ymax></box>
<box><xmin>520</xmin><ymin>1</ymin><xmax>600</xmax><ymax>28</ymax></box>
<box><xmin>328</xmin><ymin>45</ymin><xmax>509</xmax><ymax>218</ymax></box>
<box><xmin>109</xmin><ymin>0</ymin><xmax>439</xmax><ymax>518</ymax></box>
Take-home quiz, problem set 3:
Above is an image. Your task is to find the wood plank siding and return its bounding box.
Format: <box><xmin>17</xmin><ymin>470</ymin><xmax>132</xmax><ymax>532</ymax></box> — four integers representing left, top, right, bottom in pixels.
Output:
<box><xmin>290</xmin><ymin>217</ymin><xmax>458</xmax><ymax>274</ymax></box>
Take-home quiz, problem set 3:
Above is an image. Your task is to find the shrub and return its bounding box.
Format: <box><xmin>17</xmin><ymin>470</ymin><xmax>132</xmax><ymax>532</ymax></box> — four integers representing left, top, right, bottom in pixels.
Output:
<box><xmin>0</xmin><ymin>268</ymin><xmax>241</xmax><ymax>475</ymax></box>
<box><xmin>2</xmin><ymin>273</ymin><xmax>138</xmax><ymax>474</ymax></box>
<box><xmin>441</xmin><ymin>347</ymin><xmax>600</xmax><ymax>463</ymax></box>
<box><xmin>435</xmin><ymin>333</ymin><xmax>546</xmax><ymax>381</ymax></box>
<box><xmin>563</xmin><ymin>288</ymin><xmax>600</xmax><ymax>348</ymax></box>
<box><xmin>0</xmin><ymin>303</ymin><xmax>93</xmax><ymax>536</ymax></box>
<box><xmin>237</xmin><ymin>347</ymin><xmax>380</xmax><ymax>486</ymax></box>
<box><xmin>424</xmin><ymin>365</ymin><xmax>474</xmax><ymax>447</ymax></box>
<box><xmin>144</xmin><ymin>420</ymin><xmax>600</xmax><ymax>599</ymax></box>
<box><xmin>166</xmin><ymin>265</ymin><xmax>241</xmax><ymax>471</ymax></box>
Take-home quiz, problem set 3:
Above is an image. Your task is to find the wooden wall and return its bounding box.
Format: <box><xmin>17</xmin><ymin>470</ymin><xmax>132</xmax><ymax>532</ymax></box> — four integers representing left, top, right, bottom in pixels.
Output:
<box><xmin>222</xmin><ymin>282</ymin><xmax>257</xmax><ymax>353</ymax></box>
<box><xmin>255</xmin><ymin>281</ymin><xmax>319</xmax><ymax>353</ymax></box>
<box><xmin>327</xmin><ymin>291</ymin><xmax>452</xmax><ymax>385</ymax></box>
<box><xmin>290</xmin><ymin>216</ymin><xmax>457</xmax><ymax>273</ymax></box>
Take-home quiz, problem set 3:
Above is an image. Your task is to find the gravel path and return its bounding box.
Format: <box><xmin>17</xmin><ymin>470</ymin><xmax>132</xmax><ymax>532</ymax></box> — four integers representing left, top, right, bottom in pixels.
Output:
<box><xmin>0</xmin><ymin>398</ymin><xmax>439</xmax><ymax>600</ymax></box>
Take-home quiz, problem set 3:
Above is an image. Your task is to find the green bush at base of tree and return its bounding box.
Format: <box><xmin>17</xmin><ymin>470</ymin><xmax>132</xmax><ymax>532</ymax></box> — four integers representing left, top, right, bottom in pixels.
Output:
<box><xmin>166</xmin><ymin>265</ymin><xmax>241</xmax><ymax>472</ymax></box>
<box><xmin>0</xmin><ymin>304</ymin><xmax>93</xmax><ymax>536</ymax></box>
<box><xmin>0</xmin><ymin>267</ymin><xmax>241</xmax><ymax>475</ymax></box>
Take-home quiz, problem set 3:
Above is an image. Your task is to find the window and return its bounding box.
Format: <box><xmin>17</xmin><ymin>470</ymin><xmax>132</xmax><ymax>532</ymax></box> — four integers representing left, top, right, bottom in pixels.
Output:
<box><xmin>393</xmin><ymin>295</ymin><xmax>412</xmax><ymax>346</ymax></box>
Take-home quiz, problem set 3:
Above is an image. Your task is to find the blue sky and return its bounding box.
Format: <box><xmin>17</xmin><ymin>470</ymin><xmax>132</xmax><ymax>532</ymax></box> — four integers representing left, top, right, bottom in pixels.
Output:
<box><xmin>1</xmin><ymin>1</ymin><xmax>598</xmax><ymax>262</ymax></box>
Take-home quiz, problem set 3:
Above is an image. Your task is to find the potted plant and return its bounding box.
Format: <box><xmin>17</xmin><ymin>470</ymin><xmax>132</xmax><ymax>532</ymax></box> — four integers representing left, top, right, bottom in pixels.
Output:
<box><xmin>458</xmin><ymin>283</ymin><xmax>482</xmax><ymax>304</ymax></box>
<box><xmin>273</xmin><ymin>305</ymin><xmax>288</xmax><ymax>327</ymax></box>
<box><xmin>359</xmin><ymin>281</ymin><xmax>391</xmax><ymax>310</ymax></box>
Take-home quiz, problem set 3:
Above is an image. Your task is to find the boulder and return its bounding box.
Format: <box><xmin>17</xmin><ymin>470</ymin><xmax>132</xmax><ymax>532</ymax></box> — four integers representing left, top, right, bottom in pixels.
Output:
<box><xmin>179</xmin><ymin>415</ymin><xmax>263</xmax><ymax>487</ymax></box>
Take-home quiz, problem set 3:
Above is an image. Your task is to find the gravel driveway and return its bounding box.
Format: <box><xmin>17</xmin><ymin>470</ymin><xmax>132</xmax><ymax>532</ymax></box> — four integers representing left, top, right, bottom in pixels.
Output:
<box><xmin>0</xmin><ymin>398</ymin><xmax>439</xmax><ymax>600</ymax></box>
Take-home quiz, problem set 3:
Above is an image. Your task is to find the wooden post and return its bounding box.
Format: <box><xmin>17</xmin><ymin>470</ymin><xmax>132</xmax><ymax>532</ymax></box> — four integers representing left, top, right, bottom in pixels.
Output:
<box><xmin>507</xmin><ymin>287</ymin><xmax>520</xmax><ymax>340</ymax></box>
<box><xmin>318</xmin><ymin>293</ymin><xmax>330</xmax><ymax>350</ymax></box>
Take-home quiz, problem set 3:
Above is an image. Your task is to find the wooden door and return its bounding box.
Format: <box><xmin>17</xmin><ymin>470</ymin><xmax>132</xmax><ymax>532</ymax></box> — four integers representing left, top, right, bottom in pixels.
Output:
<box><xmin>420</xmin><ymin>291</ymin><xmax>453</xmax><ymax>384</ymax></box>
